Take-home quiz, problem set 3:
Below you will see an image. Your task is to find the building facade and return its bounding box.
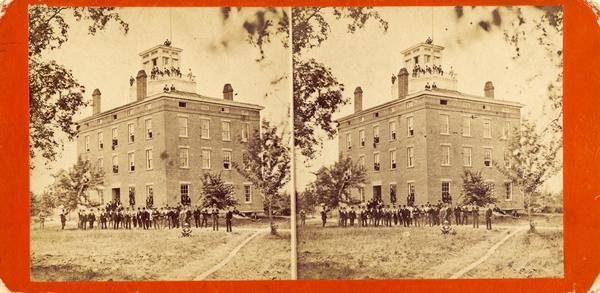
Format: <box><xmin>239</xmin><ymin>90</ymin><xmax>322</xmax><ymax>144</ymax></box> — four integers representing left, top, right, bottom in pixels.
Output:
<box><xmin>337</xmin><ymin>42</ymin><xmax>524</xmax><ymax>211</ymax></box>
<box><xmin>76</xmin><ymin>43</ymin><xmax>264</xmax><ymax>214</ymax></box>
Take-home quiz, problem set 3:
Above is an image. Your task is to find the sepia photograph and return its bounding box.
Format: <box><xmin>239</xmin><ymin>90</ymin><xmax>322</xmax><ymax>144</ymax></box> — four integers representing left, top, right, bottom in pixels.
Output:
<box><xmin>29</xmin><ymin>6</ymin><xmax>292</xmax><ymax>281</ymax></box>
<box><xmin>293</xmin><ymin>6</ymin><xmax>563</xmax><ymax>280</ymax></box>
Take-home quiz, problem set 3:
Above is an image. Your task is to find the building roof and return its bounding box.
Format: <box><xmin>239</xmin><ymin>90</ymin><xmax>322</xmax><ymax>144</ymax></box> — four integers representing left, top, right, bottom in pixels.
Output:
<box><xmin>76</xmin><ymin>90</ymin><xmax>264</xmax><ymax>124</ymax></box>
<box><xmin>336</xmin><ymin>88</ymin><xmax>524</xmax><ymax>123</ymax></box>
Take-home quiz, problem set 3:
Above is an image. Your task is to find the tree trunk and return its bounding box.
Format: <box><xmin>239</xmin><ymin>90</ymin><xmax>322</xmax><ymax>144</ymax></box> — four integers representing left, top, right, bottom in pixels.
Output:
<box><xmin>269</xmin><ymin>197</ymin><xmax>276</xmax><ymax>235</ymax></box>
<box><xmin>526</xmin><ymin>191</ymin><xmax>535</xmax><ymax>233</ymax></box>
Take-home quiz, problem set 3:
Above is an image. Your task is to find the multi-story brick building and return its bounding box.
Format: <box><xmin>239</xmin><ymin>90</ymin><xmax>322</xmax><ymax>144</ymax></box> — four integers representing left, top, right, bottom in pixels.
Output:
<box><xmin>337</xmin><ymin>42</ymin><xmax>524</xmax><ymax>211</ymax></box>
<box><xmin>76</xmin><ymin>42</ymin><xmax>264</xmax><ymax>214</ymax></box>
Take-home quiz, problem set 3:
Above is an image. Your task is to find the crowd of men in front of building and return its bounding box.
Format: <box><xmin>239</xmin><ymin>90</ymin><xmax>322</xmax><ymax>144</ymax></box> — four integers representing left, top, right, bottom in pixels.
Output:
<box><xmin>58</xmin><ymin>201</ymin><xmax>238</xmax><ymax>233</ymax></box>
<box><xmin>309</xmin><ymin>198</ymin><xmax>495</xmax><ymax>231</ymax></box>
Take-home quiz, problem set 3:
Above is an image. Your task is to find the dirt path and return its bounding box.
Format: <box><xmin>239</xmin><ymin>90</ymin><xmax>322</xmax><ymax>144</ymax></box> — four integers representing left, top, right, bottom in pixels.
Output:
<box><xmin>448</xmin><ymin>225</ymin><xmax>563</xmax><ymax>279</ymax></box>
<box><xmin>194</xmin><ymin>229</ymin><xmax>267</xmax><ymax>280</ymax></box>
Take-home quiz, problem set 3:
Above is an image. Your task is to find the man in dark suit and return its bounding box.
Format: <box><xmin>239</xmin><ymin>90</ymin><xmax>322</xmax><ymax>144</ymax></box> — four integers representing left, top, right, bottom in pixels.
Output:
<box><xmin>225</xmin><ymin>208</ymin><xmax>234</xmax><ymax>232</ymax></box>
<box><xmin>454</xmin><ymin>205</ymin><xmax>462</xmax><ymax>225</ymax></box>
<box><xmin>472</xmin><ymin>205</ymin><xmax>480</xmax><ymax>228</ymax></box>
<box><xmin>201</xmin><ymin>208</ymin><xmax>209</xmax><ymax>228</ymax></box>
<box><xmin>320</xmin><ymin>207</ymin><xmax>329</xmax><ymax>227</ymax></box>
<box><xmin>485</xmin><ymin>205</ymin><xmax>493</xmax><ymax>230</ymax></box>
<box><xmin>60</xmin><ymin>210</ymin><xmax>67</xmax><ymax>230</ymax></box>
<box><xmin>348</xmin><ymin>207</ymin><xmax>356</xmax><ymax>226</ymax></box>
<box><xmin>193</xmin><ymin>207</ymin><xmax>201</xmax><ymax>228</ymax></box>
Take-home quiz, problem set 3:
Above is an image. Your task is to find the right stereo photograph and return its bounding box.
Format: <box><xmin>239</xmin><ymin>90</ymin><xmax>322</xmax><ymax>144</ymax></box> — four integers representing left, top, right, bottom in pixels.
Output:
<box><xmin>293</xmin><ymin>6</ymin><xmax>563</xmax><ymax>280</ymax></box>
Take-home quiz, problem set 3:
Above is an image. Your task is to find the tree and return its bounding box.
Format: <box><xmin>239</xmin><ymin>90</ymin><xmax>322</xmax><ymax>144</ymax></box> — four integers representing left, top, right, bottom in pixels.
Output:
<box><xmin>297</xmin><ymin>186</ymin><xmax>318</xmax><ymax>214</ymax></box>
<box><xmin>460</xmin><ymin>169</ymin><xmax>496</xmax><ymax>207</ymax></box>
<box><xmin>453</xmin><ymin>6</ymin><xmax>563</xmax><ymax>134</ymax></box>
<box><xmin>223</xmin><ymin>7</ymin><xmax>388</xmax><ymax>160</ymax></box>
<box><xmin>292</xmin><ymin>8</ymin><xmax>388</xmax><ymax>159</ymax></box>
<box><xmin>30</xmin><ymin>191</ymin><xmax>56</xmax><ymax>217</ymax></box>
<box><xmin>309</xmin><ymin>157</ymin><xmax>367</xmax><ymax>209</ymax></box>
<box><xmin>234</xmin><ymin>120</ymin><xmax>290</xmax><ymax>234</ymax></box>
<box><xmin>49</xmin><ymin>156</ymin><xmax>105</xmax><ymax>213</ymax></box>
<box><xmin>495</xmin><ymin>119</ymin><xmax>562</xmax><ymax>230</ymax></box>
<box><xmin>29</xmin><ymin>6</ymin><xmax>128</xmax><ymax>167</ymax></box>
<box><xmin>200</xmin><ymin>173</ymin><xmax>238</xmax><ymax>209</ymax></box>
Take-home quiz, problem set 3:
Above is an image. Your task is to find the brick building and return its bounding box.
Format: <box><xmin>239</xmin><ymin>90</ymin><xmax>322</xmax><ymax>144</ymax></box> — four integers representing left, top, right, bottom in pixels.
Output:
<box><xmin>76</xmin><ymin>43</ymin><xmax>264</xmax><ymax>213</ymax></box>
<box><xmin>337</xmin><ymin>42</ymin><xmax>524</xmax><ymax>211</ymax></box>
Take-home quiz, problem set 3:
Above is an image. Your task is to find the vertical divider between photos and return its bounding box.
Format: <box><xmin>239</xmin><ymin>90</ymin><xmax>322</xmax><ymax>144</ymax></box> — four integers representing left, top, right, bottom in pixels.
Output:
<box><xmin>288</xmin><ymin>6</ymin><xmax>298</xmax><ymax>280</ymax></box>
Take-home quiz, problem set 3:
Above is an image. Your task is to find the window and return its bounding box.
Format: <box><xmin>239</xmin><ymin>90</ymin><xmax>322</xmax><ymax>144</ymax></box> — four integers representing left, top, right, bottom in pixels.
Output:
<box><xmin>374</xmin><ymin>112</ymin><xmax>379</xmax><ymax>118</ymax></box>
<box><xmin>440</xmin><ymin>99</ymin><xmax>448</xmax><ymax>105</ymax></box>
<box><xmin>442</xmin><ymin>181</ymin><xmax>451</xmax><ymax>203</ymax></box>
<box><xmin>441</xmin><ymin>145</ymin><xmax>450</xmax><ymax>166</ymax></box>
<box><xmin>112</xmin><ymin>155</ymin><xmax>118</xmax><ymax>174</ymax></box>
<box><xmin>425</xmin><ymin>54</ymin><xmax>431</xmax><ymax>63</ymax></box>
<box><xmin>462</xmin><ymin>117</ymin><xmax>471</xmax><ymax>136</ymax></box>
<box><xmin>97</xmin><ymin>157</ymin><xmax>104</xmax><ymax>172</ymax></box>
<box><xmin>128</xmin><ymin>123</ymin><xmax>135</xmax><ymax>143</ymax></box>
<box><xmin>504</xmin><ymin>182</ymin><xmax>513</xmax><ymax>201</ymax></box>
<box><xmin>202</xmin><ymin>149</ymin><xmax>211</xmax><ymax>169</ymax></box>
<box><xmin>389</xmin><ymin>121</ymin><xmax>397</xmax><ymax>140</ymax></box>
<box><xmin>244</xmin><ymin>185</ymin><xmax>252</xmax><ymax>203</ymax></box>
<box><xmin>145</xmin><ymin>149</ymin><xmax>153</xmax><ymax>169</ymax></box>
<box><xmin>221</xmin><ymin>107</ymin><xmax>230</xmax><ymax>113</ymax></box>
<box><xmin>128</xmin><ymin>152</ymin><xmax>135</xmax><ymax>172</ymax></box>
<box><xmin>407</xmin><ymin>116</ymin><xmax>414</xmax><ymax>137</ymax></box>
<box><xmin>504</xmin><ymin>150</ymin><xmax>511</xmax><ymax>168</ymax></box>
<box><xmin>178</xmin><ymin>101</ymin><xmax>187</xmax><ymax>107</ymax></box>
<box><xmin>373</xmin><ymin>153</ymin><xmax>380</xmax><ymax>171</ymax></box>
<box><xmin>407</xmin><ymin>182</ymin><xmax>415</xmax><ymax>200</ymax></box>
<box><xmin>222</xmin><ymin>121</ymin><xmax>231</xmax><ymax>141</ymax></box>
<box><xmin>359</xmin><ymin>155</ymin><xmax>365</xmax><ymax>168</ymax></box>
<box><xmin>223</xmin><ymin>150</ymin><xmax>232</xmax><ymax>170</ymax></box>
<box><xmin>502</xmin><ymin>121</ymin><xmax>511</xmax><ymax>138</ymax></box>
<box><xmin>346</xmin><ymin>133</ymin><xmax>352</xmax><ymax>149</ymax></box>
<box><xmin>483</xmin><ymin>119</ymin><xmax>492</xmax><ymax>138</ymax></box>
<box><xmin>180</xmin><ymin>184</ymin><xmax>190</xmax><ymax>205</ymax></box>
<box><xmin>145</xmin><ymin>103</ymin><xmax>152</xmax><ymax>110</ymax></box>
<box><xmin>358</xmin><ymin>187</ymin><xmax>365</xmax><ymax>202</ymax></box>
<box><xmin>390</xmin><ymin>184</ymin><xmax>397</xmax><ymax>203</ymax></box>
<box><xmin>407</xmin><ymin>147</ymin><xmax>414</xmax><ymax>167</ymax></box>
<box><xmin>463</xmin><ymin>147</ymin><xmax>472</xmax><ymax>167</ymax></box>
<box><xmin>373</xmin><ymin>126</ymin><xmax>380</xmax><ymax>144</ymax></box>
<box><xmin>359</xmin><ymin>130</ymin><xmax>365</xmax><ymax>147</ymax></box>
<box><xmin>179</xmin><ymin>147</ymin><xmax>189</xmax><ymax>168</ymax></box>
<box><xmin>440</xmin><ymin>114</ymin><xmax>449</xmax><ymax>135</ymax></box>
<box><xmin>179</xmin><ymin>117</ymin><xmax>188</xmax><ymax>137</ymax></box>
<box><xmin>406</xmin><ymin>101</ymin><xmax>414</xmax><ymax>108</ymax></box>
<box><xmin>484</xmin><ymin>148</ymin><xmax>492</xmax><ymax>167</ymax></box>
<box><xmin>200</xmin><ymin>119</ymin><xmax>210</xmax><ymax>139</ymax></box>
<box><xmin>390</xmin><ymin>150</ymin><xmax>397</xmax><ymax>169</ymax></box>
<box><xmin>145</xmin><ymin>119</ymin><xmax>153</xmax><ymax>139</ymax></box>
<box><xmin>97</xmin><ymin>132</ymin><xmax>104</xmax><ymax>149</ymax></box>
<box><xmin>241</xmin><ymin>123</ymin><xmax>249</xmax><ymax>142</ymax></box>
<box><xmin>85</xmin><ymin>135</ymin><xmax>90</xmax><ymax>152</ymax></box>
<box><xmin>111</xmin><ymin>128</ymin><xmax>118</xmax><ymax>149</ymax></box>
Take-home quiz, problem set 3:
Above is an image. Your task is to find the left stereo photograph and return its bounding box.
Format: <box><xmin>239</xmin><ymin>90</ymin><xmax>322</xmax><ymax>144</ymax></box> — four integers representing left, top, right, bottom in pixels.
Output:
<box><xmin>29</xmin><ymin>6</ymin><xmax>292</xmax><ymax>281</ymax></box>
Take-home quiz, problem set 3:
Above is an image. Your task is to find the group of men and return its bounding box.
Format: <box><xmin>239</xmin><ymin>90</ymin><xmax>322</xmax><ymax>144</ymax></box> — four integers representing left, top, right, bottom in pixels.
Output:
<box><xmin>319</xmin><ymin>199</ymin><xmax>494</xmax><ymax>230</ymax></box>
<box><xmin>150</xmin><ymin>65</ymin><xmax>183</xmax><ymax>80</ymax></box>
<box><xmin>411</xmin><ymin>63</ymin><xmax>444</xmax><ymax>78</ymax></box>
<box><xmin>62</xmin><ymin>201</ymin><xmax>239</xmax><ymax>233</ymax></box>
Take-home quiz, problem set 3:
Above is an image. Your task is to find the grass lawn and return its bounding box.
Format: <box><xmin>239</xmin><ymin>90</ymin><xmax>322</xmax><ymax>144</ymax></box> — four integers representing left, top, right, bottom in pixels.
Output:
<box><xmin>297</xmin><ymin>215</ymin><xmax>563</xmax><ymax>280</ymax></box>
<box><xmin>30</xmin><ymin>217</ymin><xmax>290</xmax><ymax>281</ymax></box>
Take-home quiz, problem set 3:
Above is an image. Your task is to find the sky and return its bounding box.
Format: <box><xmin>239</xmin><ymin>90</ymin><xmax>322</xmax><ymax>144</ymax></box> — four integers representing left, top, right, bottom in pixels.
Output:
<box><xmin>30</xmin><ymin>7</ymin><xmax>291</xmax><ymax>194</ymax></box>
<box><xmin>295</xmin><ymin>6</ymin><xmax>563</xmax><ymax>193</ymax></box>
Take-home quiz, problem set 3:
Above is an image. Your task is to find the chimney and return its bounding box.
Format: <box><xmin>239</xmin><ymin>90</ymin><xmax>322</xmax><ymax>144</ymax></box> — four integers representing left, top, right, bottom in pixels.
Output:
<box><xmin>484</xmin><ymin>81</ymin><xmax>494</xmax><ymax>99</ymax></box>
<box><xmin>397</xmin><ymin>68</ymin><xmax>409</xmax><ymax>99</ymax></box>
<box><xmin>136</xmin><ymin>69</ymin><xmax>147</xmax><ymax>101</ymax></box>
<box><xmin>354</xmin><ymin>87</ymin><xmax>363</xmax><ymax>113</ymax></box>
<box><xmin>92</xmin><ymin>88</ymin><xmax>101</xmax><ymax>115</ymax></box>
<box><xmin>223</xmin><ymin>83</ymin><xmax>234</xmax><ymax>100</ymax></box>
